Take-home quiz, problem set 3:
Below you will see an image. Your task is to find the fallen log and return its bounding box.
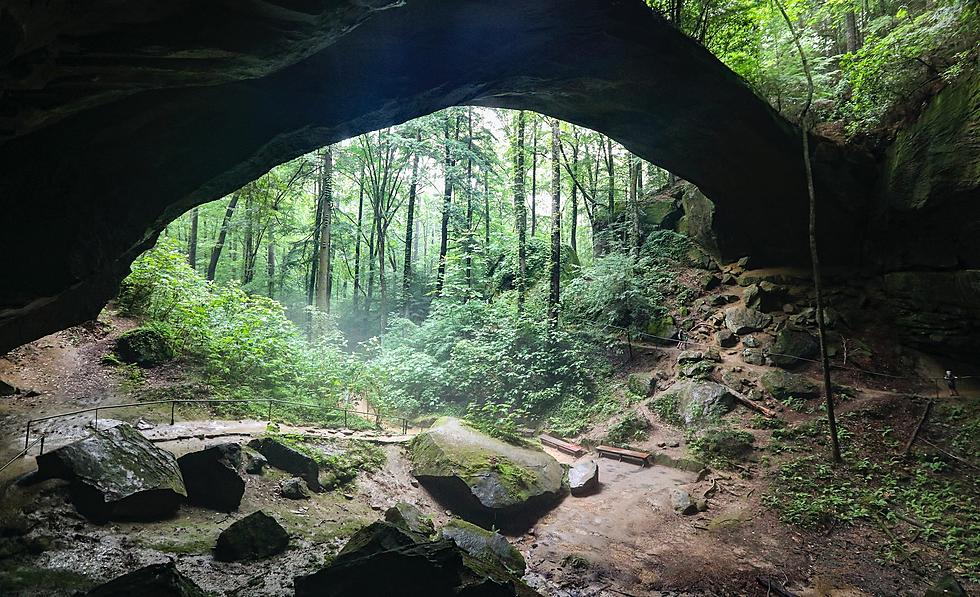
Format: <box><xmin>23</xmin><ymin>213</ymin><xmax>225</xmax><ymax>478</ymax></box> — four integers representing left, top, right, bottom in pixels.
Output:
<box><xmin>901</xmin><ymin>399</ymin><xmax>932</xmax><ymax>458</ymax></box>
<box><xmin>731</xmin><ymin>389</ymin><xmax>781</xmax><ymax>419</ymax></box>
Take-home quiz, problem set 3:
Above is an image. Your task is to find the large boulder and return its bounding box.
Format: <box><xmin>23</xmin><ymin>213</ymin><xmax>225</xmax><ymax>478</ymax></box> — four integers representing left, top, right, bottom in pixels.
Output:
<box><xmin>214</xmin><ymin>511</ymin><xmax>289</xmax><ymax>562</ymax></box>
<box><xmin>296</xmin><ymin>519</ymin><xmax>540</xmax><ymax>597</ymax></box>
<box><xmin>114</xmin><ymin>327</ymin><xmax>174</xmax><ymax>367</ymax></box>
<box><xmin>568</xmin><ymin>461</ymin><xmax>599</xmax><ymax>497</ymax></box>
<box><xmin>760</xmin><ymin>370</ymin><xmax>820</xmax><ymax>401</ymax></box>
<box><xmin>440</xmin><ymin>519</ymin><xmax>526</xmax><ymax>576</ymax></box>
<box><xmin>246</xmin><ymin>437</ymin><xmax>321</xmax><ymax>492</ymax></box>
<box><xmin>654</xmin><ymin>380</ymin><xmax>736</xmax><ymax>426</ymax></box>
<box><xmin>724</xmin><ymin>307</ymin><xmax>772</xmax><ymax>335</ymax></box>
<box><xmin>769</xmin><ymin>329</ymin><xmax>818</xmax><ymax>368</ymax></box>
<box><xmin>407</xmin><ymin>418</ymin><xmax>564</xmax><ymax>528</ymax></box>
<box><xmin>84</xmin><ymin>561</ymin><xmax>208</xmax><ymax>596</ymax></box>
<box><xmin>385</xmin><ymin>502</ymin><xmax>435</xmax><ymax>537</ymax></box>
<box><xmin>177</xmin><ymin>443</ymin><xmax>245</xmax><ymax>512</ymax></box>
<box><xmin>33</xmin><ymin>423</ymin><xmax>186</xmax><ymax>523</ymax></box>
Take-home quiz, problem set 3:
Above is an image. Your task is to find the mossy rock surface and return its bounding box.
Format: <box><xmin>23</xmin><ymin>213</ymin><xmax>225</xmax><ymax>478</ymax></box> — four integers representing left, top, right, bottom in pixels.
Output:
<box><xmin>769</xmin><ymin>329</ymin><xmax>818</xmax><ymax>368</ymax></box>
<box><xmin>653</xmin><ymin>380</ymin><xmax>735</xmax><ymax>426</ymax></box>
<box><xmin>408</xmin><ymin>417</ymin><xmax>564</xmax><ymax>526</ymax></box>
<box><xmin>760</xmin><ymin>370</ymin><xmax>820</xmax><ymax>401</ymax></box>
<box><xmin>114</xmin><ymin>327</ymin><xmax>174</xmax><ymax>367</ymax></box>
<box><xmin>84</xmin><ymin>562</ymin><xmax>208</xmax><ymax>596</ymax></box>
<box><xmin>214</xmin><ymin>510</ymin><xmax>289</xmax><ymax>562</ymax></box>
<box><xmin>440</xmin><ymin>519</ymin><xmax>526</xmax><ymax>576</ymax></box>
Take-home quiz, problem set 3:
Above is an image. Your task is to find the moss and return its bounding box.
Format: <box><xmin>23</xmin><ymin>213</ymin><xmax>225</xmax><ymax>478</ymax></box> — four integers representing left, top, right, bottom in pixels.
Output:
<box><xmin>649</xmin><ymin>393</ymin><xmax>682</xmax><ymax>426</ymax></box>
<box><xmin>604</xmin><ymin>412</ymin><xmax>651</xmax><ymax>447</ymax></box>
<box><xmin>266</xmin><ymin>433</ymin><xmax>387</xmax><ymax>490</ymax></box>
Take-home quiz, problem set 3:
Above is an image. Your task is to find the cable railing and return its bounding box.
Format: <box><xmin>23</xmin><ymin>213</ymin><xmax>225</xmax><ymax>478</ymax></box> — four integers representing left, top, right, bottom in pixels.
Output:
<box><xmin>11</xmin><ymin>398</ymin><xmax>410</xmax><ymax>472</ymax></box>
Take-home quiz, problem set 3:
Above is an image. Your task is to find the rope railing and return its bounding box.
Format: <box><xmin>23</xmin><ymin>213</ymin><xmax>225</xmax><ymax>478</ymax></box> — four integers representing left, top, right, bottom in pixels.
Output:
<box><xmin>21</xmin><ymin>397</ymin><xmax>411</xmax><ymax>457</ymax></box>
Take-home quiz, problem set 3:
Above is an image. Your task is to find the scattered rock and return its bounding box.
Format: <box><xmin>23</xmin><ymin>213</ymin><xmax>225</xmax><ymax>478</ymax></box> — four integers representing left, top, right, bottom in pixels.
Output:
<box><xmin>626</xmin><ymin>373</ymin><xmax>655</xmax><ymax>396</ymax></box>
<box><xmin>691</xmin><ymin>429</ymin><xmax>754</xmax><ymax>460</ymax></box>
<box><xmin>243</xmin><ymin>448</ymin><xmax>268</xmax><ymax>475</ymax></box>
<box><xmin>280</xmin><ymin>477</ymin><xmax>309</xmax><ymax>500</ymax></box>
<box><xmin>440</xmin><ymin>518</ymin><xmax>526</xmax><ymax>576</ymax></box>
<box><xmin>742</xmin><ymin>348</ymin><xmax>765</xmax><ymax>365</ymax></box>
<box><xmin>385</xmin><ymin>502</ymin><xmax>435</xmax><ymax>537</ymax></box>
<box><xmin>407</xmin><ymin>418</ymin><xmax>564</xmax><ymax>528</ymax></box>
<box><xmin>654</xmin><ymin>380</ymin><xmax>736</xmax><ymax>426</ymax></box>
<box><xmin>644</xmin><ymin>315</ymin><xmax>679</xmax><ymax>343</ymax></box>
<box><xmin>214</xmin><ymin>511</ymin><xmax>290</xmax><ymax>561</ymax></box>
<box><xmin>924</xmin><ymin>574</ymin><xmax>967</xmax><ymax>597</ymax></box>
<box><xmin>715</xmin><ymin>329</ymin><xmax>738</xmax><ymax>348</ymax></box>
<box><xmin>742</xmin><ymin>335</ymin><xmax>759</xmax><ymax>348</ymax></box>
<box><xmin>568</xmin><ymin>461</ymin><xmax>599</xmax><ymax>497</ymax></box>
<box><xmin>114</xmin><ymin>327</ymin><xmax>174</xmax><ymax>367</ymax></box>
<box><xmin>32</xmin><ymin>423</ymin><xmax>186</xmax><ymax>523</ymax></box>
<box><xmin>84</xmin><ymin>561</ymin><xmax>208</xmax><ymax>596</ymax></box>
<box><xmin>0</xmin><ymin>379</ymin><xmax>18</xmax><ymax>396</ymax></box>
<box><xmin>724</xmin><ymin>307</ymin><xmax>772</xmax><ymax>335</ymax></box>
<box><xmin>247</xmin><ymin>437</ymin><xmax>321</xmax><ymax>492</ymax></box>
<box><xmin>760</xmin><ymin>370</ymin><xmax>820</xmax><ymax>401</ymax></box>
<box><xmin>679</xmin><ymin>360</ymin><xmax>715</xmax><ymax>379</ymax></box>
<box><xmin>769</xmin><ymin>329</ymin><xmax>818</xmax><ymax>368</ymax></box>
<box><xmin>177</xmin><ymin>443</ymin><xmax>245</xmax><ymax>512</ymax></box>
<box><xmin>669</xmin><ymin>488</ymin><xmax>698</xmax><ymax>515</ymax></box>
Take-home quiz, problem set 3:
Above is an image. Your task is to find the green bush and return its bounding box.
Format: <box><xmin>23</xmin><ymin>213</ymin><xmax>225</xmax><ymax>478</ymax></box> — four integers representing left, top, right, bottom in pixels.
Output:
<box><xmin>604</xmin><ymin>412</ymin><xmax>651</xmax><ymax>447</ymax></box>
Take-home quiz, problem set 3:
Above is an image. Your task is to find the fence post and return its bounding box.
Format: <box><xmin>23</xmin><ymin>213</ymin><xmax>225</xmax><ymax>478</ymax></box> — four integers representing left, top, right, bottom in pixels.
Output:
<box><xmin>24</xmin><ymin>422</ymin><xmax>30</xmax><ymax>452</ymax></box>
<box><xmin>344</xmin><ymin>409</ymin><xmax>349</xmax><ymax>428</ymax></box>
<box><xmin>170</xmin><ymin>402</ymin><xmax>176</xmax><ymax>426</ymax></box>
<box><xmin>39</xmin><ymin>436</ymin><xmax>44</xmax><ymax>455</ymax></box>
<box><xmin>267</xmin><ymin>400</ymin><xmax>273</xmax><ymax>424</ymax></box>
<box><xmin>94</xmin><ymin>409</ymin><xmax>99</xmax><ymax>431</ymax></box>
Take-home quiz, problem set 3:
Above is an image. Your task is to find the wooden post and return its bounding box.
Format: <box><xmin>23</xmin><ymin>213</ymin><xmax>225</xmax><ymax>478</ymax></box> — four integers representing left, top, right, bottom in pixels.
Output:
<box><xmin>267</xmin><ymin>400</ymin><xmax>273</xmax><ymax>423</ymax></box>
<box><xmin>344</xmin><ymin>409</ymin><xmax>348</xmax><ymax>428</ymax></box>
<box><xmin>39</xmin><ymin>436</ymin><xmax>44</xmax><ymax>455</ymax></box>
<box><xmin>170</xmin><ymin>402</ymin><xmax>176</xmax><ymax>426</ymax></box>
<box><xmin>24</xmin><ymin>422</ymin><xmax>30</xmax><ymax>452</ymax></box>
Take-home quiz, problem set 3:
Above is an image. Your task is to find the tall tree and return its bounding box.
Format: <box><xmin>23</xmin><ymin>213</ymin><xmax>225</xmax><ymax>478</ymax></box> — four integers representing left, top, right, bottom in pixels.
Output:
<box><xmin>464</xmin><ymin>108</ymin><xmax>474</xmax><ymax>292</ymax></box>
<box><xmin>188</xmin><ymin>207</ymin><xmax>199</xmax><ymax>270</ymax></box>
<box><xmin>513</xmin><ymin>111</ymin><xmax>528</xmax><ymax>313</ymax></box>
<box><xmin>530</xmin><ymin>116</ymin><xmax>538</xmax><ymax>237</ymax></box>
<box><xmin>628</xmin><ymin>154</ymin><xmax>641</xmax><ymax>257</ymax></box>
<box><xmin>352</xmin><ymin>165</ymin><xmax>365</xmax><ymax>311</ymax></box>
<box><xmin>403</xmin><ymin>130</ymin><xmax>421</xmax><ymax>315</ymax></box>
<box><xmin>315</xmin><ymin>146</ymin><xmax>334</xmax><ymax>312</ymax></box>
<box><xmin>548</xmin><ymin>119</ymin><xmax>561</xmax><ymax>327</ymax></box>
<box><xmin>568</xmin><ymin>129</ymin><xmax>579</xmax><ymax>255</ymax></box>
<box><xmin>436</xmin><ymin>113</ymin><xmax>453</xmax><ymax>295</ymax></box>
<box><xmin>206</xmin><ymin>191</ymin><xmax>241</xmax><ymax>281</ymax></box>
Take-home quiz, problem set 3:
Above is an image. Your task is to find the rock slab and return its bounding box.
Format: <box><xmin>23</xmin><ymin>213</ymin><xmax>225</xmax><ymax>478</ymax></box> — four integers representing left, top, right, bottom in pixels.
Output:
<box><xmin>177</xmin><ymin>443</ymin><xmax>245</xmax><ymax>512</ymax></box>
<box><xmin>247</xmin><ymin>437</ymin><xmax>321</xmax><ymax>491</ymax></box>
<box><xmin>214</xmin><ymin>511</ymin><xmax>289</xmax><ymax>562</ymax></box>
<box><xmin>656</xmin><ymin>380</ymin><xmax>736</xmax><ymax>426</ymax></box>
<box><xmin>724</xmin><ymin>307</ymin><xmax>772</xmax><ymax>335</ymax></box>
<box><xmin>34</xmin><ymin>423</ymin><xmax>186</xmax><ymax>523</ymax></box>
<box><xmin>440</xmin><ymin>519</ymin><xmax>526</xmax><ymax>576</ymax></box>
<box><xmin>84</xmin><ymin>561</ymin><xmax>208</xmax><ymax>596</ymax></box>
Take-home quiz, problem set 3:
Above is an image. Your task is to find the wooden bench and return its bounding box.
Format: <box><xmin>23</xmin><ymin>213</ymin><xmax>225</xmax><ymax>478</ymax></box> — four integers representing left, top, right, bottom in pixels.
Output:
<box><xmin>539</xmin><ymin>434</ymin><xmax>586</xmax><ymax>457</ymax></box>
<box><xmin>596</xmin><ymin>444</ymin><xmax>650</xmax><ymax>466</ymax></box>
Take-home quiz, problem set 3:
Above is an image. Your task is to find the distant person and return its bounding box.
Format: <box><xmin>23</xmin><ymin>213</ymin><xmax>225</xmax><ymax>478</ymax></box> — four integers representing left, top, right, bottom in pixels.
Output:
<box><xmin>945</xmin><ymin>370</ymin><xmax>959</xmax><ymax>396</ymax></box>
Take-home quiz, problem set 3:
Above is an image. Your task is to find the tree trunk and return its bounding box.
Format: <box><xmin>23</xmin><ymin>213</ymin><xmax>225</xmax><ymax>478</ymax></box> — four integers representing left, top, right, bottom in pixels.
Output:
<box><xmin>188</xmin><ymin>207</ymin><xmax>199</xmax><ymax>270</ymax></box>
<box><xmin>465</xmin><ymin>107</ymin><xmax>474</xmax><ymax>292</ymax></box>
<box><xmin>353</xmin><ymin>167</ymin><xmax>365</xmax><ymax>311</ymax></box>
<box><xmin>549</xmin><ymin>118</ymin><xmax>561</xmax><ymax>327</ymax></box>
<box><xmin>436</xmin><ymin>112</ymin><xmax>452</xmax><ymax>295</ymax></box>
<box><xmin>266</xmin><ymin>230</ymin><xmax>276</xmax><ymax>298</ymax></box>
<box><xmin>570</xmin><ymin>135</ymin><xmax>579</xmax><ymax>255</ymax></box>
<box><xmin>845</xmin><ymin>10</ymin><xmax>859</xmax><ymax>53</ymax></box>
<box><xmin>366</xmin><ymin>195</ymin><xmax>377</xmax><ymax>311</ymax></box>
<box><xmin>484</xmin><ymin>169</ymin><xmax>491</xmax><ymax>293</ymax></box>
<box><xmin>531</xmin><ymin>118</ymin><xmax>538</xmax><ymax>238</ymax></box>
<box><xmin>403</xmin><ymin>131</ymin><xmax>420</xmax><ymax>316</ymax></box>
<box><xmin>513</xmin><ymin>111</ymin><xmax>528</xmax><ymax>313</ymax></box>
<box><xmin>206</xmin><ymin>192</ymin><xmax>240</xmax><ymax>281</ymax></box>
<box><xmin>315</xmin><ymin>146</ymin><xmax>333</xmax><ymax>313</ymax></box>
<box><xmin>629</xmin><ymin>154</ymin><xmax>641</xmax><ymax>257</ymax></box>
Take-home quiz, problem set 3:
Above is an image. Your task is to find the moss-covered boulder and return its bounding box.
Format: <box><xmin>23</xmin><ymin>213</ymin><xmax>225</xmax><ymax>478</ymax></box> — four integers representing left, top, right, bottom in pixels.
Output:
<box><xmin>724</xmin><ymin>307</ymin><xmax>772</xmax><ymax>335</ymax></box>
<box><xmin>114</xmin><ymin>327</ymin><xmax>174</xmax><ymax>367</ymax></box>
<box><xmin>33</xmin><ymin>423</ymin><xmax>186</xmax><ymax>523</ymax></box>
<box><xmin>246</xmin><ymin>437</ymin><xmax>321</xmax><ymax>492</ymax></box>
<box><xmin>760</xmin><ymin>370</ymin><xmax>820</xmax><ymax>401</ymax></box>
<box><xmin>214</xmin><ymin>511</ymin><xmax>289</xmax><ymax>562</ymax></box>
<box><xmin>769</xmin><ymin>329</ymin><xmax>819</xmax><ymax>368</ymax></box>
<box><xmin>604</xmin><ymin>412</ymin><xmax>651</xmax><ymax>446</ymax></box>
<box><xmin>84</xmin><ymin>562</ymin><xmax>208</xmax><ymax>596</ymax></box>
<box><xmin>385</xmin><ymin>502</ymin><xmax>435</xmax><ymax>537</ymax></box>
<box><xmin>440</xmin><ymin>519</ymin><xmax>526</xmax><ymax>576</ymax></box>
<box><xmin>652</xmin><ymin>380</ymin><xmax>736</xmax><ymax>426</ymax></box>
<box><xmin>408</xmin><ymin>418</ymin><xmax>564</xmax><ymax>528</ymax></box>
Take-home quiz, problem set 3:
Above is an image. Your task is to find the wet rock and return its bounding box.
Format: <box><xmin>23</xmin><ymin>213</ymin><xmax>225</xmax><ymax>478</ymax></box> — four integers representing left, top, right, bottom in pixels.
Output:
<box><xmin>280</xmin><ymin>477</ymin><xmax>309</xmax><ymax>500</ymax></box>
<box><xmin>724</xmin><ymin>307</ymin><xmax>772</xmax><ymax>335</ymax></box>
<box><xmin>177</xmin><ymin>443</ymin><xmax>244</xmax><ymax>512</ymax></box>
<box><xmin>760</xmin><ymin>370</ymin><xmax>820</xmax><ymax>401</ymax></box>
<box><xmin>716</xmin><ymin>329</ymin><xmax>738</xmax><ymax>348</ymax></box>
<box><xmin>33</xmin><ymin>423</ymin><xmax>185</xmax><ymax>523</ymax></box>
<box><xmin>655</xmin><ymin>380</ymin><xmax>736</xmax><ymax>426</ymax></box>
<box><xmin>84</xmin><ymin>561</ymin><xmax>208</xmax><ymax>596</ymax></box>
<box><xmin>568</xmin><ymin>460</ymin><xmax>599</xmax><ymax>497</ymax></box>
<box><xmin>214</xmin><ymin>510</ymin><xmax>289</xmax><ymax>562</ymax></box>
<box><xmin>385</xmin><ymin>502</ymin><xmax>435</xmax><ymax>537</ymax></box>
<box><xmin>669</xmin><ymin>488</ymin><xmax>698</xmax><ymax>515</ymax></box>
<box><xmin>769</xmin><ymin>329</ymin><xmax>818</xmax><ymax>368</ymax></box>
<box><xmin>247</xmin><ymin>437</ymin><xmax>321</xmax><ymax>491</ymax></box>
<box><xmin>243</xmin><ymin>448</ymin><xmax>267</xmax><ymax>475</ymax></box>
<box><xmin>441</xmin><ymin>519</ymin><xmax>526</xmax><ymax>576</ymax></box>
<box><xmin>337</xmin><ymin>520</ymin><xmax>429</xmax><ymax>562</ymax></box>
<box><xmin>408</xmin><ymin>418</ymin><xmax>564</xmax><ymax>529</ymax></box>
<box><xmin>114</xmin><ymin>327</ymin><xmax>174</xmax><ymax>367</ymax></box>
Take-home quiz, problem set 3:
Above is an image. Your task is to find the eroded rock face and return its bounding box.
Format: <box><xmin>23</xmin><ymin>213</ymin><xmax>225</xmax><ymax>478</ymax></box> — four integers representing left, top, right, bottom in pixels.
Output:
<box><xmin>214</xmin><ymin>511</ymin><xmax>290</xmax><ymax>562</ymax></box>
<box><xmin>385</xmin><ymin>502</ymin><xmax>435</xmax><ymax>537</ymax></box>
<box><xmin>177</xmin><ymin>443</ymin><xmax>245</xmax><ymax>512</ymax></box>
<box><xmin>760</xmin><ymin>370</ymin><xmax>820</xmax><ymax>401</ymax></box>
<box><xmin>0</xmin><ymin>0</ymin><xmax>869</xmax><ymax>355</ymax></box>
<box><xmin>408</xmin><ymin>418</ymin><xmax>564</xmax><ymax>529</ymax></box>
<box><xmin>656</xmin><ymin>380</ymin><xmax>736</xmax><ymax>426</ymax></box>
<box><xmin>84</xmin><ymin>561</ymin><xmax>207</xmax><ymax>597</ymax></box>
<box><xmin>440</xmin><ymin>519</ymin><xmax>526</xmax><ymax>576</ymax></box>
<box><xmin>33</xmin><ymin>423</ymin><xmax>186</xmax><ymax>523</ymax></box>
<box><xmin>246</xmin><ymin>437</ymin><xmax>321</xmax><ymax>492</ymax></box>
<box><xmin>769</xmin><ymin>329</ymin><xmax>818</xmax><ymax>368</ymax></box>
<box><xmin>724</xmin><ymin>307</ymin><xmax>772</xmax><ymax>335</ymax></box>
